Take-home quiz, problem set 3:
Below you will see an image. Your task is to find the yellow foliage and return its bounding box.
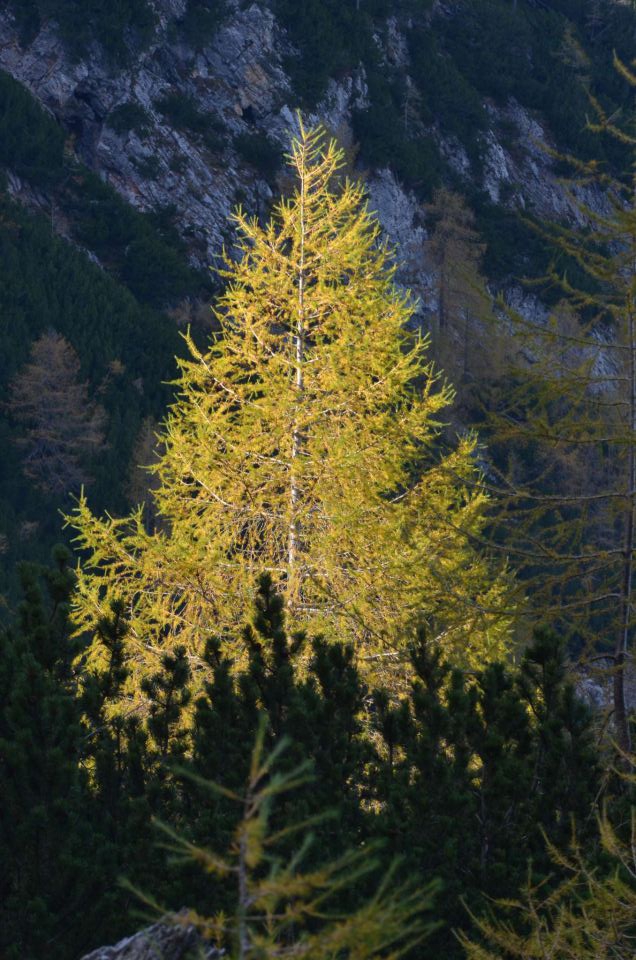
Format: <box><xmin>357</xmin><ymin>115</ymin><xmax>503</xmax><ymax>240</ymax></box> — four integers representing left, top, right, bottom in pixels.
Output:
<box><xmin>68</xmin><ymin>122</ymin><xmax>513</xmax><ymax>698</ymax></box>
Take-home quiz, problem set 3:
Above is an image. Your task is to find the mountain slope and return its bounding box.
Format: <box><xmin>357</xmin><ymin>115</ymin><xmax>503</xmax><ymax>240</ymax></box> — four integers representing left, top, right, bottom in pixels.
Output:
<box><xmin>0</xmin><ymin>0</ymin><xmax>634</xmax><ymax>599</ymax></box>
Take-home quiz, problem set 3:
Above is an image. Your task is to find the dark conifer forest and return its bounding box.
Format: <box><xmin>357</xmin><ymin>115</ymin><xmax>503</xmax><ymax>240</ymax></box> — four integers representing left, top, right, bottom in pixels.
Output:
<box><xmin>0</xmin><ymin>2</ymin><xmax>635</xmax><ymax>958</ymax></box>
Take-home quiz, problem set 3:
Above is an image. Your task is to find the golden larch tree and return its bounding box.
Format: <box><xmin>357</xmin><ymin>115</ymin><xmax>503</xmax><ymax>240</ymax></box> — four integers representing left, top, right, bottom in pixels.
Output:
<box><xmin>68</xmin><ymin>123</ymin><xmax>512</xmax><ymax>695</ymax></box>
<box><xmin>425</xmin><ymin>188</ymin><xmax>492</xmax><ymax>397</ymax></box>
<box><xmin>480</xmin><ymin>58</ymin><xmax>636</xmax><ymax>754</ymax></box>
<box><xmin>9</xmin><ymin>330</ymin><xmax>106</xmax><ymax>495</ymax></box>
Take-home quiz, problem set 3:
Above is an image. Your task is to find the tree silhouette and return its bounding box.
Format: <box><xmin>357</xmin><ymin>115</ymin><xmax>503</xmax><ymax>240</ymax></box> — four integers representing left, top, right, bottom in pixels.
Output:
<box><xmin>9</xmin><ymin>330</ymin><xmax>106</xmax><ymax>495</ymax></box>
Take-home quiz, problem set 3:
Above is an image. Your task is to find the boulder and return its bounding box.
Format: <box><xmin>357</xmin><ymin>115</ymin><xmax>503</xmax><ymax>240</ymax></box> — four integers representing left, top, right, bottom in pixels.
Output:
<box><xmin>80</xmin><ymin>915</ymin><xmax>218</xmax><ymax>960</ymax></box>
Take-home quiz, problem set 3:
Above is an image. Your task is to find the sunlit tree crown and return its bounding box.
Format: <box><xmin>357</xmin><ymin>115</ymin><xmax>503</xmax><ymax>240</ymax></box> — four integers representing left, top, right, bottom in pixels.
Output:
<box><xmin>69</xmin><ymin>121</ymin><xmax>511</xmax><ymax>696</ymax></box>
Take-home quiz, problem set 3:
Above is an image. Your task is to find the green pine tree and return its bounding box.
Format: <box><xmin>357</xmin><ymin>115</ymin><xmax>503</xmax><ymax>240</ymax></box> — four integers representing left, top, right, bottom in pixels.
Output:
<box><xmin>140</xmin><ymin>722</ymin><xmax>438</xmax><ymax>960</ymax></box>
<box><xmin>0</xmin><ymin>548</ymin><xmax>103</xmax><ymax>959</ymax></box>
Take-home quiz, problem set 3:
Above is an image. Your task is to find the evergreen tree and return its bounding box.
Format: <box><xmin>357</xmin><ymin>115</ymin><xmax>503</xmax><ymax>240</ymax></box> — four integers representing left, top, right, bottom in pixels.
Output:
<box><xmin>69</xmin><ymin>122</ymin><xmax>512</xmax><ymax>703</ymax></box>
<box><xmin>368</xmin><ymin>627</ymin><xmax>600</xmax><ymax>959</ymax></box>
<box><xmin>185</xmin><ymin>575</ymin><xmax>372</xmax><ymax>916</ymax></box>
<box><xmin>0</xmin><ymin>548</ymin><xmax>103</xmax><ymax>959</ymax></box>
<box><xmin>517</xmin><ymin>627</ymin><xmax>601</xmax><ymax>856</ymax></box>
<box><xmin>145</xmin><ymin>724</ymin><xmax>437</xmax><ymax>960</ymax></box>
<box><xmin>460</xmin><ymin>759</ymin><xmax>636</xmax><ymax>960</ymax></box>
<box><xmin>78</xmin><ymin>602</ymin><xmax>191</xmax><ymax>934</ymax></box>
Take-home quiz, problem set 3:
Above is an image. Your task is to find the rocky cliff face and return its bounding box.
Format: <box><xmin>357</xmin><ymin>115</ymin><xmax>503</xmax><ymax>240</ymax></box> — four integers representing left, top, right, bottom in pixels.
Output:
<box><xmin>0</xmin><ymin>2</ymin><xmax>287</xmax><ymax>264</ymax></box>
<box><xmin>0</xmin><ymin>0</ymin><xmax>608</xmax><ymax>328</ymax></box>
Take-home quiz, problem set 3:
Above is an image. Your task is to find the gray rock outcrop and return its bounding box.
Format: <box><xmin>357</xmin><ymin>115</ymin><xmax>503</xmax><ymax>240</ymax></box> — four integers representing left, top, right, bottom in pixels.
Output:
<box><xmin>81</xmin><ymin>916</ymin><xmax>218</xmax><ymax>960</ymax></box>
<box><xmin>0</xmin><ymin>1</ymin><xmax>607</xmax><ymax>315</ymax></box>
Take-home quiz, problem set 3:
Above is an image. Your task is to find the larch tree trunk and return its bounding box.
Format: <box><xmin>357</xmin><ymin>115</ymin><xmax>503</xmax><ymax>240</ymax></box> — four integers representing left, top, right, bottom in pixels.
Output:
<box><xmin>288</xmin><ymin>148</ymin><xmax>307</xmax><ymax>612</ymax></box>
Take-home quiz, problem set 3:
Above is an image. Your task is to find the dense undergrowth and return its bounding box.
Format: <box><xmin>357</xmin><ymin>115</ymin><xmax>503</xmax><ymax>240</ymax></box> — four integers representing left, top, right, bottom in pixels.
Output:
<box><xmin>0</xmin><ymin>561</ymin><xmax>612</xmax><ymax>960</ymax></box>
